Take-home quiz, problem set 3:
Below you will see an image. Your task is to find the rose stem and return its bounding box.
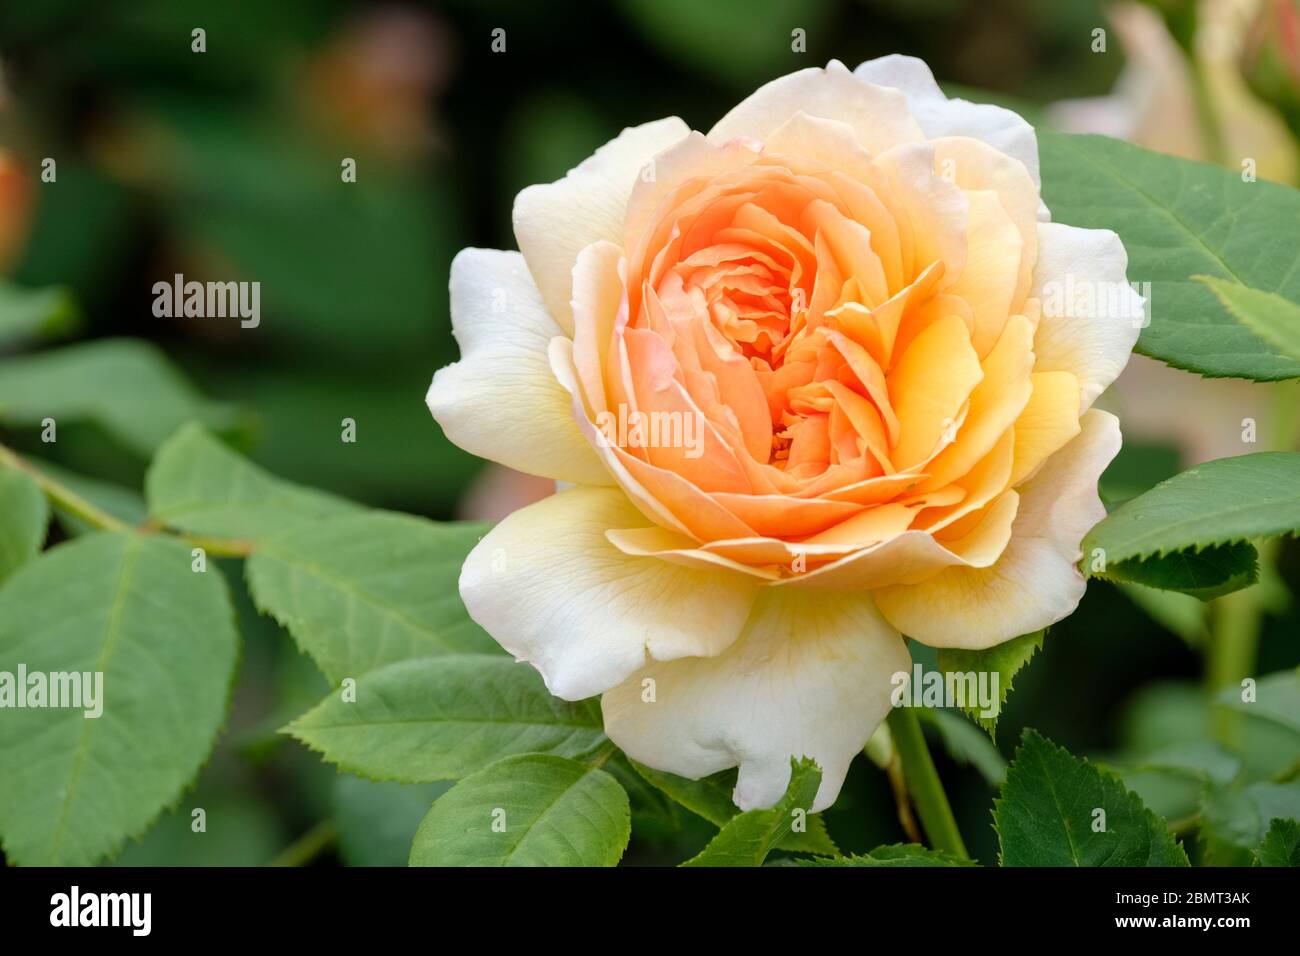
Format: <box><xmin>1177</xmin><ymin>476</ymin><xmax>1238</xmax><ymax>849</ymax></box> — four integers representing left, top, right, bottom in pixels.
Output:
<box><xmin>885</xmin><ymin>707</ymin><xmax>969</xmax><ymax>859</ymax></box>
<box><xmin>0</xmin><ymin>442</ymin><xmax>253</xmax><ymax>557</ymax></box>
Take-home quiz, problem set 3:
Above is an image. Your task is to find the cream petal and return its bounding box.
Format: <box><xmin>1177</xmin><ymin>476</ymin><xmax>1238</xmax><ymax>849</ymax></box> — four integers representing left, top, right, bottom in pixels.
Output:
<box><xmin>601</xmin><ymin>587</ymin><xmax>910</xmax><ymax>812</ymax></box>
<box><xmin>460</xmin><ymin>486</ymin><xmax>761</xmax><ymax>701</ymax></box>
<box><xmin>426</xmin><ymin>249</ymin><xmax>611</xmax><ymax>485</ymax></box>
<box><xmin>853</xmin><ymin>54</ymin><xmax>1044</xmax><ymax>203</ymax></box>
<box><xmin>874</xmin><ymin>408</ymin><xmax>1121</xmax><ymax>648</ymax></box>
<box><xmin>513</xmin><ymin>117</ymin><xmax>691</xmax><ymax>333</ymax></box>
<box><xmin>709</xmin><ymin>60</ymin><xmax>925</xmax><ymax>155</ymax></box>
<box><xmin>1031</xmin><ymin>222</ymin><xmax>1144</xmax><ymax>411</ymax></box>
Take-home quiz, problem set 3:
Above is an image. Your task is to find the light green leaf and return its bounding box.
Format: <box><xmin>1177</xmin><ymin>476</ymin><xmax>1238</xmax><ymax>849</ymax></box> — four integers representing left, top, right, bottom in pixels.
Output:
<box><xmin>409</xmin><ymin>754</ymin><xmax>630</xmax><ymax>867</ymax></box>
<box><xmin>333</xmin><ymin>776</ymin><xmax>451</xmax><ymax>868</ymax></box>
<box><xmin>287</xmin><ymin>655</ymin><xmax>606</xmax><ymax>782</ymax></box>
<box><xmin>0</xmin><ymin>532</ymin><xmax>240</xmax><ymax>865</ymax></box>
<box><xmin>1082</xmin><ymin>453</ymin><xmax>1300</xmax><ymax>597</ymax></box>
<box><xmin>1255</xmin><ymin>818</ymin><xmax>1300</xmax><ymax>866</ymax></box>
<box><xmin>0</xmin><ymin>282</ymin><xmax>79</xmax><ymax>347</ymax></box>
<box><xmin>146</xmin><ymin>422</ymin><xmax>360</xmax><ymax>540</ymax></box>
<box><xmin>628</xmin><ymin>760</ymin><xmax>837</xmax><ymax>856</ymax></box>
<box><xmin>0</xmin><ymin>339</ymin><xmax>245</xmax><ymax>457</ymax></box>
<box><xmin>920</xmin><ymin>709</ymin><xmax>1009</xmax><ymax>787</ymax></box>
<box><xmin>937</xmin><ymin>631</ymin><xmax>1044</xmax><ymax>736</ymax></box>
<box><xmin>995</xmin><ymin>730</ymin><xmax>1189</xmax><ymax>866</ymax></box>
<box><xmin>798</xmin><ymin>843</ymin><xmax>974</xmax><ymax>867</ymax></box>
<box><xmin>246</xmin><ymin>512</ymin><xmax>497</xmax><ymax>683</ymax></box>
<box><xmin>1216</xmin><ymin>668</ymin><xmax>1300</xmax><ymax>738</ymax></box>
<box><xmin>0</xmin><ymin>464</ymin><xmax>48</xmax><ymax>583</ymax></box>
<box><xmin>681</xmin><ymin>758</ymin><xmax>821</xmax><ymax>867</ymax></box>
<box><xmin>1039</xmin><ymin>131</ymin><xmax>1300</xmax><ymax>381</ymax></box>
<box><xmin>1197</xmin><ymin>275</ymin><xmax>1300</xmax><ymax>363</ymax></box>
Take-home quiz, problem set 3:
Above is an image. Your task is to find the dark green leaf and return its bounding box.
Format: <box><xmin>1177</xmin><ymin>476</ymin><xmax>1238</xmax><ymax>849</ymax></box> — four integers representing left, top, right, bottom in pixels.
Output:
<box><xmin>1255</xmin><ymin>818</ymin><xmax>1300</xmax><ymax>866</ymax></box>
<box><xmin>628</xmin><ymin>759</ymin><xmax>837</xmax><ymax>856</ymax></box>
<box><xmin>681</xmin><ymin>758</ymin><xmax>821</xmax><ymax>867</ymax></box>
<box><xmin>937</xmin><ymin>631</ymin><xmax>1044</xmax><ymax>736</ymax></box>
<box><xmin>995</xmin><ymin>730</ymin><xmax>1189</xmax><ymax>866</ymax></box>
<box><xmin>1082</xmin><ymin>453</ymin><xmax>1300</xmax><ymax>597</ymax></box>
<box><xmin>798</xmin><ymin>843</ymin><xmax>974</xmax><ymax>867</ymax></box>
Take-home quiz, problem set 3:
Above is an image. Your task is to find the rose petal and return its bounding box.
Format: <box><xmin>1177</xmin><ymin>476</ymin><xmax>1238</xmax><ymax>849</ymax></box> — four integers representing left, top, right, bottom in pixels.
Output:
<box><xmin>601</xmin><ymin>587</ymin><xmax>909</xmax><ymax>812</ymax></box>
<box><xmin>427</xmin><ymin>249</ymin><xmax>611</xmax><ymax>485</ymax></box>
<box><xmin>460</xmin><ymin>486</ymin><xmax>761</xmax><ymax>700</ymax></box>
<box><xmin>514</xmin><ymin>117</ymin><xmax>690</xmax><ymax>332</ymax></box>
<box><xmin>873</xmin><ymin>408</ymin><xmax>1121</xmax><ymax>648</ymax></box>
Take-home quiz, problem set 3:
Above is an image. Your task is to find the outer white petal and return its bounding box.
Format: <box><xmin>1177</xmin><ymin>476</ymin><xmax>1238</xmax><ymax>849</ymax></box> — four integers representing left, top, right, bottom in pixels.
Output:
<box><xmin>426</xmin><ymin>249</ymin><xmax>610</xmax><ymax>485</ymax></box>
<box><xmin>513</xmin><ymin>117</ymin><xmax>691</xmax><ymax>333</ymax></box>
<box><xmin>853</xmin><ymin>54</ymin><xmax>1044</xmax><ymax>205</ymax></box>
<box><xmin>709</xmin><ymin>60</ymin><xmax>925</xmax><ymax>154</ymax></box>
<box><xmin>459</xmin><ymin>486</ymin><xmax>761</xmax><ymax>701</ymax></box>
<box><xmin>1031</xmin><ymin>222</ymin><xmax>1144</xmax><ymax>411</ymax></box>
<box><xmin>874</xmin><ymin>409</ymin><xmax>1122</xmax><ymax>649</ymax></box>
<box><xmin>602</xmin><ymin>588</ymin><xmax>910</xmax><ymax>812</ymax></box>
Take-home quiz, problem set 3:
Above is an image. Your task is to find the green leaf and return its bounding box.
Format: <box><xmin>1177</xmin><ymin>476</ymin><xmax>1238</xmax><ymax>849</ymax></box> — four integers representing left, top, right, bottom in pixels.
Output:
<box><xmin>1255</xmin><ymin>818</ymin><xmax>1300</xmax><ymax>866</ymax></box>
<box><xmin>0</xmin><ymin>282</ymin><xmax>80</xmax><ymax>347</ymax></box>
<box><xmin>0</xmin><ymin>339</ymin><xmax>245</xmax><ymax>457</ymax></box>
<box><xmin>246</xmin><ymin>512</ymin><xmax>497</xmax><ymax>683</ymax></box>
<box><xmin>920</xmin><ymin>709</ymin><xmax>1009</xmax><ymax>787</ymax></box>
<box><xmin>0</xmin><ymin>464</ymin><xmax>48</xmax><ymax>583</ymax></box>
<box><xmin>1216</xmin><ymin>668</ymin><xmax>1300</xmax><ymax>738</ymax></box>
<box><xmin>995</xmin><ymin>730</ymin><xmax>1189</xmax><ymax>866</ymax></box>
<box><xmin>408</xmin><ymin>754</ymin><xmax>630</xmax><ymax>867</ymax></box>
<box><xmin>628</xmin><ymin>760</ymin><xmax>837</xmax><ymax>856</ymax></box>
<box><xmin>937</xmin><ymin>631</ymin><xmax>1044</xmax><ymax>736</ymax></box>
<box><xmin>681</xmin><ymin>758</ymin><xmax>821</xmax><ymax>867</ymax></box>
<box><xmin>1202</xmin><ymin>781</ymin><xmax>1300</xmax><ymax>855</ymax></box>
<box><xmin>1082</xmin><ymin>453</ymin><xmax>1300</xmax><ymax>597</ymax></box>
<box><xmin>1100</xmin><ymin>542</ymin><xmax>1259</xmax><ymax>602</ymax></box>
<box><xmin>333</xmin><ymin>775</ymin><xmax>451</xmax><ymax>868</ymax></box>
<box><xmin>0</xmin><ymin>532</ymin><xmax>240</xmax><ymax>865</ymax></box>
<box><xmin>1039</xmin><ymin>131</ymin><xmax>1300</xmax><ymax>381</ymax></box>
<box><xmin>146</xmin><ymin>422</ymin><xmax>360</xmax><ymax>540</ymax></box>
<box><xmin>287</xmin><ymin>655</ymin><xmax>607</xmax><ymax>782</ymax></box>
<box><xmin>798</xmin><ymin>843</ymin><xmax>974</xmax><ymax>867</ymax></box>
<box><xmin>1197</xmin><ymin>275</ymin><xmax>1300</xmax><ymax>363</ymax></box>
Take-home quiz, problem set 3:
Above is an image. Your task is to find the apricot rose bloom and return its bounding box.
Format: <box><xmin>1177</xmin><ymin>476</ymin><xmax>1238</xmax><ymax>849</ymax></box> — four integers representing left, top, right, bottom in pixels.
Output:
<box><xmin>426</xmin><ymin>57</ymin><xmax>1141</xmax><ymax>812</ymax></box>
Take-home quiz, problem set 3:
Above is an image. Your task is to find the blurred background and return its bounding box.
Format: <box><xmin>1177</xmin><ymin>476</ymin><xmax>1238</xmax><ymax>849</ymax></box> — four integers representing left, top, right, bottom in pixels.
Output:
<box><xmin>0</xmin><ymin>0</ymin><xmax>1297</xmax><ymax>866</ymax></box>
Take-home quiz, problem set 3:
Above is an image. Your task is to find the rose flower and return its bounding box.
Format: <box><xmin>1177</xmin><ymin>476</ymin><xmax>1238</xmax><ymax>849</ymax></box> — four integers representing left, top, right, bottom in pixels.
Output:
<box><xmin>427</xmin><ymin>57</ymin><xmax>1141</xmax><ymax>811</ymax></box>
